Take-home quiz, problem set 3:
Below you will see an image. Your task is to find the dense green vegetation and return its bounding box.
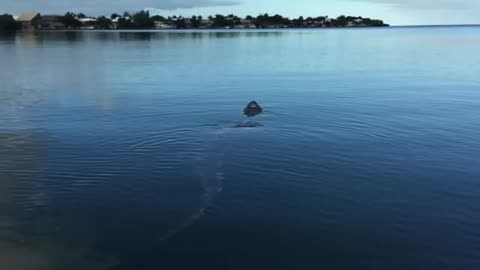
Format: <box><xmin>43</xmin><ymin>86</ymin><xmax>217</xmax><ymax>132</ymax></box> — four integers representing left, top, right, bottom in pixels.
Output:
<box><xmin>102</xmin><ymin>11</ymin><xmax>388</xmax><ymax>29</ymax></box>
<box><xmin>140</xmin><ymin>13</ymin><xmax>388</xmax><ymax>29</ymax></box>
<box><xmin>57</xmin><ymin>12</ymin><xmax>112</xmax><ymax>29</ymax></box>
<box><xmin>62</xmin><ymin>12</ymin><xmax>82</xmax><ymax>28</ymax></box>
<box><xmin>2</xmin><ymin>11</ymin><xmax>388</xmax><ymax>31</ymax></box>
<box><xmin>96</xmin><ymin>16</ymin><xmax>112</xmax><ymax>29</ymax></box>
<box><xmin>0</xmin><ymin>14</ymin><xmax>19</xmax><ymax>33</ymax></box>
<box><xmin>116</xmin><ymin>11</ymin><xmax>155</xmax><ymax>29</ymax></box>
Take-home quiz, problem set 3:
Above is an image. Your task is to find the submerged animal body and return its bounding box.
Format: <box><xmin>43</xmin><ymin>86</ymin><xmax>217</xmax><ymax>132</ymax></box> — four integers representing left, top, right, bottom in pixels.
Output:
<box><xmin>125</xmin><ymin>106</ymin><xmax>264</xmax><ymax>246</ymax></box>
<box><xmin>233</xmin><ymin>121</ymin><xmax>263</xmax><ymax>128</ymax></box>
<box><xmin>243</xmin><ymin>101</ymin><xmax>263</xmax><ymax>117</ymax></box>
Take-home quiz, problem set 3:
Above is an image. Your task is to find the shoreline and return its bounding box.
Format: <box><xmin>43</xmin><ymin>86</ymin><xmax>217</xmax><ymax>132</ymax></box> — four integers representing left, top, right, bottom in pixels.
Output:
<box><xmin>18</xmin><ymin>24</ymin><xmax>480</xmax><ymax>33</ymax></box>
<box><xmin>6</xmin><ymin>24</ymin><xmax>480</xmax><ymax>35</ymax></box>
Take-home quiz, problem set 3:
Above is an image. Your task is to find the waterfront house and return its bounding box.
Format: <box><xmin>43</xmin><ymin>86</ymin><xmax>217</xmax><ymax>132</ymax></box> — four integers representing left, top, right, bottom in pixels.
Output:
<box><xmin>184</xmin><ymin>18</ymin><xmax>193</xmax><ymax>28</ymax></box>
<box><xmin>111</xmin><ymin>17</ymin><xmax>120</xmax><ymax>29</ymax></box>
<box><xmin>40</xmin><ymin>15</ymin><xmax>66</xmax><ymax>30</ymax></box>
<box><xmin>154</xmin><ymin>21</ymin><xmax>174</xmax><ymax>29</ymax></box>
<box><xmin>240</xmin><ymin>19</ymin><xmax>255</xmax><ymax>28</ymax></box>
<box><xmin>202</xmin><ymin>19</ymin><xmax>213</xmax><ymax>27</ymax></box>
<box><xmin>16</xmin><ymin>12</ymin><xmax>41</xmax><ymax>30</ymax></box>
<box><xmin>79</xmin><ymin>18</ymin><xmax>97</xmax><ymax>30</ymax></box>
<box><xmin>112</xmin><ymin>16</ymin><xmax>132</xmax><ymax>29</ymax></box>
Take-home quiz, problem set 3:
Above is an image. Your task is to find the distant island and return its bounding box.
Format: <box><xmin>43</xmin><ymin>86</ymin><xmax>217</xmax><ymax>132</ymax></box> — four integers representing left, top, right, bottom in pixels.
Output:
<box><xmin>1</xmin><ymin>11</ymin><xmax>388</xmax><ymax>33</ymax></box>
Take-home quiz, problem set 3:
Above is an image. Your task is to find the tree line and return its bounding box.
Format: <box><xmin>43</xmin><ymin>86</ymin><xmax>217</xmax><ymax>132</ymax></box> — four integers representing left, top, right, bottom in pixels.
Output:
<box><xmin>126</xmin><ymin>12</ymin><xmax>388</xmax><ymax>29</ymax></box>
<box><xmin>1</xmin><ymin>11</ymin><xmax>388</xmax><ymax>33</ymax></box>
<box><xmin>0</xmin><ymin>14</ymin><xmax>19</xmax><ymax>33</ymax></box>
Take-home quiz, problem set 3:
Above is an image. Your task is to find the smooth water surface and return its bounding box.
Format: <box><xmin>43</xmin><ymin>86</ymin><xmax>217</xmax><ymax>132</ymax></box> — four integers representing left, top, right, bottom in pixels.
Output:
<box><xmin>1</xmin><ymin>28</ymin><xmax>480</xmax><ymax>270</ymax></box>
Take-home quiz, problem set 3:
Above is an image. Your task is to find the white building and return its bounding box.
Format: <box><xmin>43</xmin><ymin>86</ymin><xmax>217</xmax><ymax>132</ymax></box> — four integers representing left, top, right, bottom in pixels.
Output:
<box><xmin>240</xmin><ymin>19</ymin><xmax>255</xmax><ymax>28</ymax></box>
<box><xmin>111</xmin><ymin>16</ymin><xmax>131</xmax><ymax>29</ymax></box>
<box><xmin>78</xmin><ymin>18</ymin><xmax>97</xmax><ymax>30</ymax></box>
<box><xmin>354</xmin><ymin>18</ymin><xmax>363</xmax><ymax>24</ymax></box>
<box><xmin>154</xmin><ymin>21</ymin><xmax>174</xmax><ymax>29</ymax></box>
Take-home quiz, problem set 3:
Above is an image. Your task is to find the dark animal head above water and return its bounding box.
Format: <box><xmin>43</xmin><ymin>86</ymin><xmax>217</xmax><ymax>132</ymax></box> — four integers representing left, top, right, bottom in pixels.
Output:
<box><xmin>244</xmin><ymin>101</ymin><xmax>263</xmax><ymax>117</ymax></box>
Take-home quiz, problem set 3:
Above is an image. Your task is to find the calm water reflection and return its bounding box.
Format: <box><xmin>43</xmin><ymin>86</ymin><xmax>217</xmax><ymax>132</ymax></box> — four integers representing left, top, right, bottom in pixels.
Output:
<box><xmin>1</xmin><ymin>28</ymin><xmax>480</xmax><ymax>270</ymax></box>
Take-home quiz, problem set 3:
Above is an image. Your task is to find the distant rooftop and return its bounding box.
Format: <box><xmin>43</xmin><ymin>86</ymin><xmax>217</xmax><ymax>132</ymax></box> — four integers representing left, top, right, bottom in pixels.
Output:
<box><xmin>17</xmin><ymin>12</ymin><xmax>40</xmax><ymax>22</ymax></box>
<box><xmin>79</xmin><ymin>18</ymin><xmax>97</xmax><ymax>23</ymax></box>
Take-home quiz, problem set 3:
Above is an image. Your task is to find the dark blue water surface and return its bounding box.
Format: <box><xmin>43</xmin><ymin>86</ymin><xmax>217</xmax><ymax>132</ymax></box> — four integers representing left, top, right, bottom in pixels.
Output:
<box><xmin>1</xmin><ymin>28</ymin><xmax>480</xmax><ymax>270</ymax></box>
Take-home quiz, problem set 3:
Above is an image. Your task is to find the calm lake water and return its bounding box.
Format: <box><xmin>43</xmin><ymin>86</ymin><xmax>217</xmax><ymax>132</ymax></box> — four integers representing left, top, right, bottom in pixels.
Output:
<box><xmin>1</xmin><ymin>27</ymin><xmax>480</xmax><ymax>270</ymax></box>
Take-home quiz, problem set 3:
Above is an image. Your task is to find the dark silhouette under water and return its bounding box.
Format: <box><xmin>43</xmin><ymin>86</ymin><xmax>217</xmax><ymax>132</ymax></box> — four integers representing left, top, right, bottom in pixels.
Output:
<box><xmin>243</xmin><ymin>101</ymin><xmax>263</xmax><ymax>117</ymax></box>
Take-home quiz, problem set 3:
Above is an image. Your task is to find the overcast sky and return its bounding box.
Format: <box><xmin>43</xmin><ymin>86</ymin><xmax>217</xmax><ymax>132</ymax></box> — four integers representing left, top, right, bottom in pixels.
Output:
<box><xmin>2</xmin><ymin>0</ymin><xmax>479</xmax><ymax>25</ymax></box>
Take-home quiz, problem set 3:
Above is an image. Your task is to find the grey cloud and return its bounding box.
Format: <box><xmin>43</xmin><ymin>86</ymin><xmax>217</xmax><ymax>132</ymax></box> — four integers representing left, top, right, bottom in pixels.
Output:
<box><xmin>345</xmin><ymin>0</ymin><xmax>480</xmax><ymax>10</ymax></box>
<box><xmin>2</xmin><ymin>0</ymin><xmax>241</xmax><ymax>15</ymax></box>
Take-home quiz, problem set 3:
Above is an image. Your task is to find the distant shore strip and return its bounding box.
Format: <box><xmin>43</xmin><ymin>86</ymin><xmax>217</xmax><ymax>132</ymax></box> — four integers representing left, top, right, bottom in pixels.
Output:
<box><xmin>1</xmin><ymin>11</ymin><xmax>388</xmax><ymax>32</ymax></box>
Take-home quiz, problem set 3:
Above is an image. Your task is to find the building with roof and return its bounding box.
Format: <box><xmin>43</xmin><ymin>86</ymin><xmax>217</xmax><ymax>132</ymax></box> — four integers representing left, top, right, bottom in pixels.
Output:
<box><xmin>78</xmin><ymin>18</ymin><xmax>97</xmax><ymax>30</ymax></box>
<box><xmin>111</xmin><ymin>16</ymin><xmax>133</xmax><ymax>29</ymax></box>
<box><xmin>154</xmin><ymin>21</ymin><xmax>174</xmax><ymax>29</ymax></box>
<box><xmin>39</xmin><ymin>15</ymin><xmax>66</xmax><ymax>30</ymax></box>
<box><xmin>16</xmin><ymin>12</ymin><xmax>41</xmax><ymax>30</ymax></box>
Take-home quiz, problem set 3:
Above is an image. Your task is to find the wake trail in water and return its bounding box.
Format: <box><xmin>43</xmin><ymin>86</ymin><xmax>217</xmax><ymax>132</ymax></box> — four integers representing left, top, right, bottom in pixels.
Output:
<box><xmin>111</xmin><ymin>121</ymin><xmax>262</xmax><ymax>270</ymax></box>
<box><xmin>155</xmin><ymin>128</ymin><xmax>229</xmax><ymax>242</ymax></box>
